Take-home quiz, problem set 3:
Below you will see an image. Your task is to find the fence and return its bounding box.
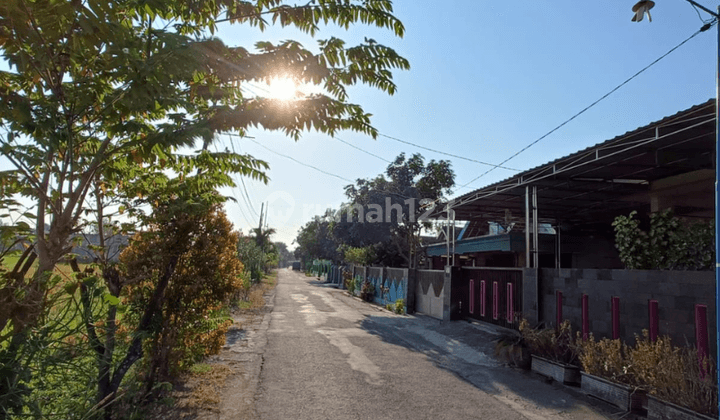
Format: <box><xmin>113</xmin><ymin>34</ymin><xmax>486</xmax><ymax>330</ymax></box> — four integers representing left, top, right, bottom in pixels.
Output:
<box><xmin>315</xmin><ymin>264</ymin><xmax>716</xmax><ymax>347</ymax></box>
<box><xmin>535</xmin><ymin>268</ymin><xmax>716</xmax><ymax>356</ymax></box>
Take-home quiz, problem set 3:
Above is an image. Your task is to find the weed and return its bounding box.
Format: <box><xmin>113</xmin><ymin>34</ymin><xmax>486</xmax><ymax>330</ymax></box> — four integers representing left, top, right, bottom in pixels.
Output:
<box><xmin>394</xmin><ymin>298</ymin><xmax>405</xmax><ymax>314</ymax></box>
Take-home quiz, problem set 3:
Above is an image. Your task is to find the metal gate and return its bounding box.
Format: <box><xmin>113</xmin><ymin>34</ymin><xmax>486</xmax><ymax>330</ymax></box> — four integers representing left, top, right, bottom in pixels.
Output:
<box><xmin>461</xmin><ymin>267</ymin><xmax>522</xmax><ymax>329</ymax></box>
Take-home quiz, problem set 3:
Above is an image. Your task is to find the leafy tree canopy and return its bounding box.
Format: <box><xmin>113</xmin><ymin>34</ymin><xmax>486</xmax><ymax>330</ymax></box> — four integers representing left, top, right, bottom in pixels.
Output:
<box><xmin>337</xmin><ymin>153</ymin><xmax>454</xmax><ymax>266</ymax></box>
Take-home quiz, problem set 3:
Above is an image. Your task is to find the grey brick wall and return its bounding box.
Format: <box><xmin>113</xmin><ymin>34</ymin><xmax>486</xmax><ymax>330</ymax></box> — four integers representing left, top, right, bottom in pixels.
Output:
<box><xmin>539</xmin><ymin>268</ymin><xmax>716</xmax><ymax>355</ymax></box>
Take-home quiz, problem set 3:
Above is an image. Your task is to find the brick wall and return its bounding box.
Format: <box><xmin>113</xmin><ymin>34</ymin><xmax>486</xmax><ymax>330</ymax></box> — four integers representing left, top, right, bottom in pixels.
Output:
<box><xmin>539</xmin><ymin>268</ymin><xmax>716</xmax><ymax>355</ymax></box>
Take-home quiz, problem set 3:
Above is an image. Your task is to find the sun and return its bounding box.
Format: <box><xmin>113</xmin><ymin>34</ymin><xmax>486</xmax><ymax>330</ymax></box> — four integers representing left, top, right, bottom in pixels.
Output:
<box><xmin>267</xmin><ymin>76</ymin><xmax>297</xmax><ymax>101</ymax></box>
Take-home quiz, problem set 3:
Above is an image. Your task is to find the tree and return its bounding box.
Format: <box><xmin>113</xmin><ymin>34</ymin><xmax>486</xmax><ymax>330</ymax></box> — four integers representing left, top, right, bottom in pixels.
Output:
<box><xmin>294</xmin><ymin>210</ymin><xmax>341</xmax><ymax>263</ymax></box>
<box><xmin>273</xmin><ymin>241</ymin><xmax>294</xmax><ymax>267</ymax></box>
<box><xmin>340</xmin><ymin>153</ymin><xmax>454</xmax><ymax>267</ymax></box>
<box><xmin>0</xmin><ymin>0</ymin><xmax>408</xmax><ymax>416</ymax></box>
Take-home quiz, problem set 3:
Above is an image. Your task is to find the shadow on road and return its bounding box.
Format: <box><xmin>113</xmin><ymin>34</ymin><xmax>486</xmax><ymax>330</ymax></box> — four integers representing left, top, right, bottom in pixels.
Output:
<box><xmin>359</xmin><ymin>314</ymin><xmax>617</xmax><ymax>418</ymax></box>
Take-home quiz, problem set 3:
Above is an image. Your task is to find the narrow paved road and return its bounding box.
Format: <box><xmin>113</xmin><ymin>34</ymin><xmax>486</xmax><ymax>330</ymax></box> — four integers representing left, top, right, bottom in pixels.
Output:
<box><xmin>255</xmin><ymin>269</ymin><xmax>617</xmax><ymax>420</ymax></box>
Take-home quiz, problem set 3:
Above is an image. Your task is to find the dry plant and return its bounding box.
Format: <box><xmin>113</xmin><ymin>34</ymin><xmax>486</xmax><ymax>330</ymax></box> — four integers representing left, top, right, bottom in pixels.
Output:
<box><xmin>519</xmin><ymin>318</ymin><xmax>578</xmax><ymax>365</ymax></box>
<box><xmin>576</xmin><ymin>333</ymin><xmax>632</xmax><ymax>384</ymax></box>
<box><xmin>184</xmin><ymin>364</ymin><xmax>232</xmax><ymax>411</ymax></box>
<box><xmin>629</xmin><ymin>331</ymin><xmax>717</xmax><ymax>416</ymax></box>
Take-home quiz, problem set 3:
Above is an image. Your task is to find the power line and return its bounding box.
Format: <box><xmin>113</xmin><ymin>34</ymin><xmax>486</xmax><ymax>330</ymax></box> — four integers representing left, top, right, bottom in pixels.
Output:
<box><xmin>333</xmin><ymin>136</ymin><xmax>392</xmax><ymax>163</ymax></box>
<box><xmin>247</xmin><ymin>138</ymin><xmax>354</xmax><ymax>183</ymax></box>
<box><xmin>377</xmin><ymin>133</ymin><xmax>520</xmax><ymax>171</ymax></box>
<box><xmin>224</xmin><ymin>134</ymin><xmax>262</xmax><ymax>218</ymax></box>
<box><xmin>211</xmin><ymin>142</ymin><xmax>257</xmax><ymax>227</ymax></box>
<box><xmin>459</xmin><ymin>23</ymin><xmax>715</xmax><ymax>190</ymax></box>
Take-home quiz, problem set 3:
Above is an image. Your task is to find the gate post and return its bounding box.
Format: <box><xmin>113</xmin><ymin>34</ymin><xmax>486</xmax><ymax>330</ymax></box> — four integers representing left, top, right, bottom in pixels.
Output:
<box><xmin>522</xmin><ymin>268</ymin><xmax>539</xmax><ymax>325</ymax></box>
<box><xmin>445</xmin><ymin>266</ymin><xmax>464</xmax><ymax>321</ymax></box>
<box><xmin>406</xmin><ymin>268</ymin><xmax>416</xmax><ymax>314</ymax></box>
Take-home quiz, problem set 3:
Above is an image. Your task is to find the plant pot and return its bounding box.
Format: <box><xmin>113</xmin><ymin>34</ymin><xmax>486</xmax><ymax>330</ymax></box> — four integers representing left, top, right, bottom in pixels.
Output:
<box><xmin>580</xmin><ymin>372</ymin><xmax>645</xmax><ymax>413</ymax></box>
<box><xmin>647</xmin><ymin>394</ymin><xmax>716</xmax><ymax>420</ymax></box>
<box><xmin>530</xmin><ymin>355</ymin><xmax>581</xmax><ymax>385</ymax></box>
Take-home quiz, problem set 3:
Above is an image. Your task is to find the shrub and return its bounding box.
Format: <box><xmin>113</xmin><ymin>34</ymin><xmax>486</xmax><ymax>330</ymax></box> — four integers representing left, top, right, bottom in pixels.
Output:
<box><xmin>628</xmin><ymin>331</ymin><xmax>717</xmax><ymax>416</ymax></box>
<box><xmin>519</xmin><ymin>319</ymin><xmax>578</xmax><ymax>365</ymax></box>
<box><xmin>122</xmin><ymin>205</ymin><xmax>243</xmax><ymax>388</ymax></box>
<box><xmin>385</xmin><ymin>303</ymin><xmax>394</xmax><ymax>311</ymax></box>
<box><xmin>343</xmin><ymin>271</ymin><xmax>356</xmax><ymax>294</ymax></box>
<box><xmin>576</xmin><ymin>333</ymin><xmax>632</xmax><ymax>384</ymax></box>
<box><xmin>613</xmin><ymin>209</ymin><xmax>714</xmax><ymax>270</ymax></box>
<box><xmin>494</xmin><ymin>331</ymin><xmax>531</xmax><ymax>369</ymax></box>
<box><xmin>341</xmin><ymin>245</ymin><xmax>376</xmax><ymax>266</ymax></box>
<box><xmin>360</xmin><ymin>281</ymin><xmax>375</xmax><ymax>302</ymax></box>
<box><xmin>394</xmin><ymin>298</ymin><xmax>405</xmax><ymax>314</ymax></box>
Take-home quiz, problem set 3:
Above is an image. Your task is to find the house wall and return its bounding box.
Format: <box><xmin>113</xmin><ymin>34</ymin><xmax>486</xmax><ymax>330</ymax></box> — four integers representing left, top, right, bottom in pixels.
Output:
<box><xmin>565</xmin><ymin>236</ymin><xmax>623</xmax><ymax>269</ymax></box>
<box><xmin>539</xmin><ymin>268</ymin><xmax>716</xmax><ymax>355</ymax></box>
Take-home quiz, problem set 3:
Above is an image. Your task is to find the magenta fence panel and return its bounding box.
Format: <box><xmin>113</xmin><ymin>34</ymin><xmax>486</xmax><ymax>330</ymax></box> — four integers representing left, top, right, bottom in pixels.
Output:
<box><xmin>506</xmin><ymin>283</ymin><xmax>514</xmax><ymax>323</ymax></box>
<box><xmin>480</xmin><ymin>280</ymin><xmax>486</xmax><ymax>317</ymax></box>
<box><xmin>611</xmin><ymin>297</ymin><xmax>620</xmax><ymax>340</ymax></box>
<box><xmin>648</xmin><ymin>300</ymin><xmax>659</xmax><ymax>342</ymax></box>
<box><xmin>492</xmin><ymin>281</ymin><xmax>499</xmax><ymax>320</ymax></box>
<box><xmin>469</xmin><ymin>279</ymin><xmax>475</xmax><ymax>315</ymax></box>
<box><xmin>695</xmin><ymin>304</ymin><xmax>709</xmax><ymax>378</ymax></box>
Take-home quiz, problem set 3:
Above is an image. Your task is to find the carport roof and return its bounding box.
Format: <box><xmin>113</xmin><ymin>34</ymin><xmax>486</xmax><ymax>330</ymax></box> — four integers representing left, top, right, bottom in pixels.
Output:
<box><xmin>433</xmin><ymin>100</ymin><xmax>716</xmax><ymax>227</ymax></box>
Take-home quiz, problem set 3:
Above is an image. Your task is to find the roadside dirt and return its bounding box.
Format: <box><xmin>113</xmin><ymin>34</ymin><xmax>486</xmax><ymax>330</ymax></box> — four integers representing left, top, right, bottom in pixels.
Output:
<box><xmin>146</xmin><ymin>277</ymin><xmax>276</xmax><ymax>420</ymax></box>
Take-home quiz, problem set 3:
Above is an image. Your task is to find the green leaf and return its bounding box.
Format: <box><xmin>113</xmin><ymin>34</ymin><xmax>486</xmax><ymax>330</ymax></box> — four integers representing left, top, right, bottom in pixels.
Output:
<box><xmin>103</xmin><ymin>293</ymin><xmax>121</xmax><ymax>306</ymax></box>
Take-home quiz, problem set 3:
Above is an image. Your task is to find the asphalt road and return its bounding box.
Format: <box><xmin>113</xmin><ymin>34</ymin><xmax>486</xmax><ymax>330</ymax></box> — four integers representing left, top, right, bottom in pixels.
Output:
<box><xmin>255</xmin><ymin>269</ymin><xmax>618</xmax><ymax>420</ymax></box>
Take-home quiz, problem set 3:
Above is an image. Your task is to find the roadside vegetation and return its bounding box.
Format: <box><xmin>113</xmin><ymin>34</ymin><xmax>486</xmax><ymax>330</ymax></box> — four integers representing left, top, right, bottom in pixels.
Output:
<box><xmin>0</xmin><ymin>0</ymin><xmax>408</xmax><ymax>417</ymax></box>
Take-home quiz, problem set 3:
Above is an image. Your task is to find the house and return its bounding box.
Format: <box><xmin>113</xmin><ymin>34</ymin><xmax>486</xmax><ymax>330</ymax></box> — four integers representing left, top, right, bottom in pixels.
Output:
<box><xmin>426</xmin><ymin>99</ymin><xmax>715</xmax><ymax>271</ymax></box>
<box><xmin>418</xmin><ymin>100</ymin><xmax>716</xmax><ymax>354</ymax></box>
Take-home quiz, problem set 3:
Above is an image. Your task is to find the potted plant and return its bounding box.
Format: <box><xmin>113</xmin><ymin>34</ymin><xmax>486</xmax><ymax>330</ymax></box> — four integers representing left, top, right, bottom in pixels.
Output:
<box><xmin>628</xmin><ymin>331</ymin><xmax>717</xmax><ymax>420</ymax></box>
<box><xmin>521</xmin><ymin>319</ymin><xmax>581</xmax><ymax>385</ymax></box>
<box><xmin>494</xmin><ymin>329</ymin><xmax>531</xmax><ymax>370</ymax></box>
<box><xmin>577</xmin><ymin>333</ymin><xmax>646</xmax><ymax>413</ymax></box>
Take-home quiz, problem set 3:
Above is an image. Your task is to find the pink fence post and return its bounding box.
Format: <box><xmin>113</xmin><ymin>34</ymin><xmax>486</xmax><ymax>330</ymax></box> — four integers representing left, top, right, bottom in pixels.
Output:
<box><xmin>469</xmin><ymin>280</ymin><xmax>475</xmax><ymax>315</ymax></box>
<box><xmin>492</xmin><ymin>281</ymin><xmax>499</xmax><ymax>320</ymax></box>
<box><xmin>556</xmin><ymin>290</ymin><xmax>563</xmax><ymax>329</ymax></box>
<box><xmin>611</xmin><ymin>297</ymin><xmax>620</xmax><ymax>340</ymax></box>
<box><xmin>480</xmin><ymin>280</ymin><xmax>486</xmax><ymax>317</ymax></box>
<box><xmin>506</xmin><ymin>283</ymin><xmax>514</xmax><ymax>323</ymax></box>
<box><xmin>581</xmin><ymin>294</ymin><xmax>589</xmax><ymax>340</ymax></box>
<box><xmin>695</xmin><ymin>304</ymin><xmax>709</xmax><ymax>379</ymax></box>
<box><xmin>648</xmin><ymin>300</ymin><xmax>659</xmax><ymax>342</ymax></box>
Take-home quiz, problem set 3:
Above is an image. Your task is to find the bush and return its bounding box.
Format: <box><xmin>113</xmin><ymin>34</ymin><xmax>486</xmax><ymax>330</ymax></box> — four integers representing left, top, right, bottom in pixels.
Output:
<box><xmin>394</xmin><ymin>298</ymin><xmax>405</xmax><ymax>314</ymax></box>
<box><xmin>122</xmin><ymin>205</ymin><xmax>243</xmax><ymax>387</ymax></box>
<box><xmin>613</xmin><ymin>209</ymin><xmax>714</xmax><ymax>270</ymax></box>
<box><xmin>576</xmin><ymin>333</ymin><xmax>631</xmax><ymax>384</ymax></box>
<box><xmin>360</xmin><ymin>281</ymin><xmax>375</xmax><ymax>302</ymax></box>
<box><xmin>519</xmin><ymin>319</ymin><xmax>578</xmax><ymax>365</ymax></box>
<box><xmin>629</xmin><ymin>331</ymin><xmax>717</xmax><ymax>416</ymax></box>
<box><xmin>576</xmin><ymin>330</ymin><xmax>718</xmax><ymax>417</ymax></box>
<box><xmin>343</xmin><ymin>271</ymin><xmax>356</xmax><ymax>294</ymax></box>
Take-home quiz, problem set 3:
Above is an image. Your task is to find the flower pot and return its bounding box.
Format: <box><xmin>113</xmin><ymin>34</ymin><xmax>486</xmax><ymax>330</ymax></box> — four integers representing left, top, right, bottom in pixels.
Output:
<box><xmin>647</xmin><ymin>394</ymin><xmax>716</xmax><ymax>420</ymax></box>
<box><xmin>530</xmin><ymin>355</ymin><xmax>581</xmax><ymax>385</ymax></box>
<box><xmin>580</xmin><ymin>372</ymin><xmax>645</xmax><ymax>413</ymax></box>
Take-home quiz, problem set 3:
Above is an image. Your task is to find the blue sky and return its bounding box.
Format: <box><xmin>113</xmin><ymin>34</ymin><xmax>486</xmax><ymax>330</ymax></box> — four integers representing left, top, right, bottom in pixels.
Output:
<box><xmin>1</xmin><ymin>1</ymin><xmax>716</xmax><ymax>249</ymax></box>
<box><xmin>217</xmin><ymin>1</ymin><xmax>718</xmax><ymax>248</ymax></box>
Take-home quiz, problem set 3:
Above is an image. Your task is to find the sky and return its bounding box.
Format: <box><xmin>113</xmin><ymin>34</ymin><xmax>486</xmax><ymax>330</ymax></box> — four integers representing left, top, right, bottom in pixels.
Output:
<box><xmin>1</xmin><ymin>1</ymin><xmax>718</xmax><ymax>250</ymax></box>
<box><xmin>215</xmin><ymin>1</ymin><xmax>719</xmax><ymax>249</ymax></box>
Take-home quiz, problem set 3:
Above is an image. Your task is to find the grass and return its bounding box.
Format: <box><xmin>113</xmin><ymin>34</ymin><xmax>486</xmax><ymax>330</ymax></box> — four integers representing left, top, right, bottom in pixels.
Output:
<box><xmin>1</xmin><ymin>253</ymin><xmax>86</xmax><ymax>280</ymax></box>
<box><xmin>234</xmin><ymin>270</ymin><xmax>277</xmax><ymax>311</ymax></box>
